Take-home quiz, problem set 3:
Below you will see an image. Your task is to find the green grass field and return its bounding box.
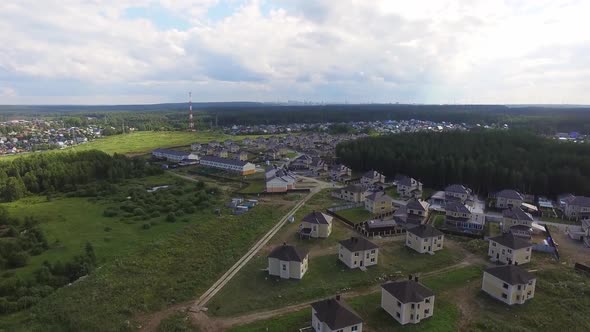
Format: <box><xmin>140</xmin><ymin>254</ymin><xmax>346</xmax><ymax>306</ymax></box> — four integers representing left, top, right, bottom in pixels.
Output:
<box><xmin>207</xmin><ymin>241</ymin><xmax>465</xmax><ymax>317</ymax></box>
<box><xmin>335</xmin><ymin>206</ymin><xmax>373</xmax><ymax>224</ymax></box>
<box><xmin>0</xmin><ymin>174</ymin><xmax>303</xmax><ymax>331</ymax></box>
<box><xmin>229</xmin><ymin>266</ymin><xmax>482</xmax><ymax>332</ymax></box>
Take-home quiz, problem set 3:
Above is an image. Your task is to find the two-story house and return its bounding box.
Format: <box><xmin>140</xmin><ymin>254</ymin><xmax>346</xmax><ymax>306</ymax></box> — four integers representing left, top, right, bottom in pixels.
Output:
<box><xmin>444</xmin><ymin>201</ymin><xmax>485</xmax><ymax>233</ymax></box>
<box><xmin>482</xmin><ymin>265</ymin><xmax>536</xmax><ymax>305</ymax></box>
<box><xmin>381</xmin><ymin>276</ymin><xmax>435</xmax><ymax>325</ymax></box>
<box><xmin>444</xmin><ymin>184</ymin><xmax>473</xmax><ymax>204</ymax></box>
<box><xmin>338</xmin><ymin>237</ymin><xmax>379</xmax><ymax>269</ymax></box>
<box><xmin>332</xmin><ymin>184</ymin><xmax>367</xmax><ymax>203</ymax></box>
<box><xmin>562</xmin><ymin>196</ymin><xmax>590</xmax><ymax>220</ymax></box>
<box><xmin>311</xmin><ymin>295</ymin><xmax>363</xmax><ymax>332</ymax></box>
<box><xmin>365</xmin><ymin>191</ymin><xmax>394</xmax><ymax>214</ymax></box>
<box><xmin>502</xmin><ymin>206</ymin><xmax>534</xmax><ymax>234</ymax></box>
<box><xmin>360</xmin><ymin>170</ymin><xmax>386</xmax><ymax>187</ymax></box>
<box><xmin>405</xmin><ymin>224</ymin><xmax>444</xmax><ymax>254</ymax></box>
<box><xmin>488</xmin><ymin>233</ymin><xmax>532</xmax><ymax>265</ymax></box>
<box><xmin>397</xmin><ymin>176</ymin><xmax>423</xmax><ymax>199</ymax></box>
<box><xmin>267</xmin><ymin>243</ymin><xmax>309</xmax><ymax>280</ymax></box>
<box><xmin>495</xmin><ymin>189</ymin><xmax>524</xmax><ymax>209</ymax></box>
<box><xmin>300</xmin><ymin>212</ymin><xmax>333</xmax><ymax>239</ymax></box>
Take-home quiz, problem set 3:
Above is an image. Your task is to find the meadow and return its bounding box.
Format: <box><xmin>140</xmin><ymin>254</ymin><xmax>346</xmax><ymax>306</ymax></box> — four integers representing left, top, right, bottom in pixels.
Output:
<box><xmin>0</xmin><ymin>174</ymin><xmax>302</xmax><ymax>331</ymax></box>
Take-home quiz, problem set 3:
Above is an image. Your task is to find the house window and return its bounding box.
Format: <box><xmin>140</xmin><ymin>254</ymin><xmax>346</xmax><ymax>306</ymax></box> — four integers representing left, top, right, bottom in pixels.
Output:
<box><xmin>492</xmin><ymin>242</ymin><xmax>496</xmax><ymax>247</ymax></box>
<box><xmin>410</xmin><ymin>314</ymin><xmax>414</xmax><ymax>319</ymax></box>
<box><xmin>371</xmin><ymin>258</ymin><xmax>375</xmax><ymax>262</ymax></box>
<box><xmin>525</xmin><ymin>256</ymin><xmax>529</xmax><ymax>260</ymax></box>
<box><xmin>516</xmin><ymin>295</ymin><xmax>520</xmax><ymax>300</ymax></box>
<box><xmin>508</xmin><ymin>249</ymin><xmax>512</xmax><ymax>253</ymax></box>
<box><xmin>425</xmin><ymin>309</ymin><xmax>430</xmax><ymax>315</ymax></box>
<box><xmin>371</xmin><ymin>249</ymin><xmax>376</xmax><ymax>254</ymax></box>
<box><xmin>425</xmin><ymin>298</ymin><xmax>430</xmax><ymax>304</ymax></box>
<box><xmin>355</xmin><ymin>252</ymin><xmax>359</xmax><ymax>257</ymax></box>
<box><xmin>411</xmin><ymin>304</ymin><xmax>415</xmax><ymax>309</ymax></box>
<box><xmin>517</xmin><ymin>285</ymin><xmax>521</xmax><ymax>290</ymax></box>
<box><xmin>503</xmin><ymin>283</ymin><xmax>508</xmax><ymax>289</ymax></box>
<box><xmin>502</xmin><ymin>293</ymin><xmax>508</xmax><ymax>299</ymax></box>
<box><xmin>397</xmin><ymin>301</ymin><xmax>401</xmax><ymax>307</ymax></box>
<box><xmin>396</xmin><ymin>312</ymin><xmax>401</xmax><ymax>318</ymax></box>
<box><xmin>351</xmin><ymin>327</ymin><xmax>358</xmax><ymax>332</ymax></box>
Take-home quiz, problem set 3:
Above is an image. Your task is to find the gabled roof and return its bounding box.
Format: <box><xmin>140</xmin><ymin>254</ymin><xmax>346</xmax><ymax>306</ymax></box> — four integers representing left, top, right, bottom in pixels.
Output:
<box><xmin>502</xmin><ymin>207</ymin><xmax>533</xmax><ymax>221</ymax></box>
<box><xmin>445</xmin><ymin>184</ymin><xmax>471</xmax><ymax>194</ymax></box>
<box><xmin>382</xmin><ymin>280</ymin><xmax>435</xmax><ymax>303</ymax></box>
<box><xmin>445</xmin><ymin>201</ymin><xmax>470</xmax><ymax>214</ymax></box>
<box><xmin>397</xmin><ymin>176</ymin><xmax>415</xmax><ymax>187</ymax></box>
<box><xmin>406</xmin><ymin>224</ymin><xmax>443</xmax><ymax>238</ymax></box>
<box><xmin>362</xmin><ymin>170</ymin><xmax>383</xmax><ymax>179</ymax></box>
<box><xmin>339</xmin><ymin>237</ymin><xmax>378</xmax><ymax>252</ymax></box>
<box><xmin>569</xmin><ymin>196</ymin><xmax>590</xmax><ymax>208</ymax></box>
<box><xmin>406</xmin><ymin>199</ymin><xmax>429</xmax><ymax>211</ymax></box>
<box><xmin>496</xmin><ymin>189</ymin><xmax>524</xmax><ymax>200</ymax></box>
<box><xmin>311</xmin><ymin>297</ymin><xmax>363</xmax><ymax>330</ymax></box>
<box><xmin>489</xmin><ymin>233</ymin><xmax>532</xmax><ymax>250</ymax></box>
<box><xmin>485</xmin><ymin>265</ymin><xmax>535</xmax><ymax>285</ymax></box>
<box><xmin>366</xmin><ymin>191</ymin><xmax>392</xmax><ymax>203</ymax></box>
<box><xmin>268</xmin><ymin>243</ymin><xmax>308</xmax><ymax>262</ymax></box>
<box><xmin>200</xmin><ymin>155</ymin><xmax>249</xmax><ymax>166</ymax></box>
<box><xmin>302</xmin><ymin>211</ymin><xmax>332</xmax><ymax>225</ymax></box>
<box><xmin>341</xmin><ymin>184</ymin><xmax>365</xmax><ymax>193</ymax></box>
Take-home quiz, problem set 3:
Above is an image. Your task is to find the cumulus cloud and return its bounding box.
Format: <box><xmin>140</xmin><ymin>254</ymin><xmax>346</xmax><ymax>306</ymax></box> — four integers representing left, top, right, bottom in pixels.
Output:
<box><xmin>0</xmin><ymin>0</ymin><xmax>589</xmax><ymax>104</ymax></box>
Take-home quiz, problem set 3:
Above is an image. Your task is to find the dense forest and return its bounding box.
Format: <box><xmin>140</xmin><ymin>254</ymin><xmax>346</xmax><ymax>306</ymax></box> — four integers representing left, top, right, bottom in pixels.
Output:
<box><xmin>336</xmin><ymin>130</ymin><xmax>590</xmax><ymax>197</ymax></box>
<box><xmin>0</xmin><ymin>150</ymin><xmax>162</xmax><ymax>202</ymax></box>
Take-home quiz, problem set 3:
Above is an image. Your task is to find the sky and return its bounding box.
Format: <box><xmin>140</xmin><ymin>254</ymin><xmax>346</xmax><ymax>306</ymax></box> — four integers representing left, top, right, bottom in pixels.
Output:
<box><xmin>1</xmin><ymin>0</ymin><xmax>589</xmax><ymax>105</ymax></box>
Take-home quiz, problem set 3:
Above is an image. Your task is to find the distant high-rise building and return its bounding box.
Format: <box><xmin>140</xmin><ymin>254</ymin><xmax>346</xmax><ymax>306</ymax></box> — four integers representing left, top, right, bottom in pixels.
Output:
<box><xmin>188</xmin><ymin>92</ymin><xmax>195</xmax><ymax>131</ymax></box>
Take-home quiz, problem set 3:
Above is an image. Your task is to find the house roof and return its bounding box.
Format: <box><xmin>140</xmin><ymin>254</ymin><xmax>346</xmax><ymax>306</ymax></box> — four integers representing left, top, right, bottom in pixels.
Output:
<box><xmin>302</xmin><ymin>211</ymin><xmax>332</xmax><ymax>225</ymax></box>
<box><xmin>445</xmin><ymin>201</ymin><xmax>471</xmax><ymax>214</ymax></box>
<box><xmin>366</xmin><ymin>191</ymin><xmax>392</xmax><ymax>203</ymax></box>
<box><xmin>311</xmin><ymin>297</ymin><xmax>363</xmax><ymax>330</ymax></box>
<box><xmin>445</xmin><ymin>184</ymin><xmax>471</xmax><ymax>194</ymax></box>
<box><xmin>485</xmin><ymin>265</ymin><xmax>535</xmax><ymax>285</ymax></box>
<box><xmin>268</xmin><ymin>243</ymin><xmax>308</xmax><ymax>262</ymax></box>
<box><xmin>502</xmin><ymin>207</ymin><xmax>533</xmax><ymax>221</ymax></box>
<box><xmin>406</xmin><ymin>224</ymin><xmax>443</xmax><ymax>238</ymax></box>
<box><xmin>489</xmin><ymin>233</ymin><xmax>532</xmax><ymax>250</ymax></box>
<box><xmin>362</xmin><ymin>170</ymin><xmax>383</xmax><ymax>179</ymax></box>
<box><xmin>406</xmin><ymin>199</ymin><xmax>429</xmax><ymax>211</ymax></box>
<box><xmin>200</xmin><ymin>155</ymin><xmax>249</xmax><ymax>166</ymax></box>
<box><xmin>496</xmin><ymin>189</ymin><xmax>523</xmax><ymax>200</ymax></box>
<box><xmin>152</xmin><ymin>148</ymin><xmax>190</xmax><ymax>157</ymax></box>
<box><xmin>342</xmin><ymin>184</ymin><xmax>365</xmax><ymax>193</ymax></box>
<box><xmin>339</xmin><ymin>237</ymin><xmax>378</xmax><ymax>252</ymax></box>
<box><xmin>397</xmin><ymin>176</ymin><xmax>415</xmax><ymax>187</ymax></box>
<box><xmin>381</xmin><ymin>280</ymin><xmax>435</xmax><ymax>303</ymax></box>
<box><xmin>570</xmin><ymin>196</ymin><xmax>590</xmax><ymax>208</ymax></box>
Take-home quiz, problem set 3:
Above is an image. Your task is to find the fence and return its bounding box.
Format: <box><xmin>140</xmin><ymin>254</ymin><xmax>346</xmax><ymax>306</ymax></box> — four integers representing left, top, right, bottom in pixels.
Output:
<box><xmin>574</xmin><ymin>262</ymin><xmax>590</xmax><ymax>275</ymax></box>
<box><xmin>327</xmin><ymin>202</ymin><xmax>364</xmax><ymax>213</ymax></box>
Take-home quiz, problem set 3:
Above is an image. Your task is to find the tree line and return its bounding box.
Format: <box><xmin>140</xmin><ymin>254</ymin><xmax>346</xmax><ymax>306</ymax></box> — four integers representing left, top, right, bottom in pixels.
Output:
<box><xmin>0</xmin><ymin>150</ymin><xmax>162</xmax><ymax>202</ymax></box>
<box><xmin>336</xmin><ymin>130</ymin><xmax>590</xmax><ymax>197</ymax></box>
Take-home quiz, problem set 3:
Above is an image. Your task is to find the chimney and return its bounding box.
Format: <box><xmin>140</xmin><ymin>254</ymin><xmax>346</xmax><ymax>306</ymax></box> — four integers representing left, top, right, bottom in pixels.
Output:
<box><xmin>408</xmin><ymin>274</ymin><xmax>413</xmax><ymax>281</ymax></box>
<box><xmin>283</xmin><ymin>242</ymin><xmax>287</xmax><ymax>246</ymax></box>
<box><xmin>335</xmin><ymin>295</ymin><xmax>341</xmax><ymax>301</ymax></box>
<box><xmin>414</xmin><ymin>275</ymin><xmax>419</xmax><ymax>282</ymax></box>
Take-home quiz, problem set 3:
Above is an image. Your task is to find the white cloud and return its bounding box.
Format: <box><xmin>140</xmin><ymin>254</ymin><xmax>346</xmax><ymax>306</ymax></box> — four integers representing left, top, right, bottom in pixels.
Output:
<box><xmin>0</xmin><ymin>0</ymin><xmax>589</xmax><ymax>104</ymax></box>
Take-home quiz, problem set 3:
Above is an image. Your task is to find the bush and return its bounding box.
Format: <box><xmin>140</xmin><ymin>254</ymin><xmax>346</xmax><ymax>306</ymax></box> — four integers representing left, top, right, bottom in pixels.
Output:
<box><xmin>166</xmin><ymin>213</ymin><xmax>176</xmax><ymax>223</ymax></box>
<box><xmin>142</xmin><ymin>223</ymin><xmax>151</xmax><ymax>230</ymax></box>
<box><xmin>103</xmin><ymin>209</ymin><xmax>118</xmax><ymax>218</ymax></box>
<box><xmin>104</xmin><ymin>227</ymin><xmax>112</xmax><ymax>232</ymax></box>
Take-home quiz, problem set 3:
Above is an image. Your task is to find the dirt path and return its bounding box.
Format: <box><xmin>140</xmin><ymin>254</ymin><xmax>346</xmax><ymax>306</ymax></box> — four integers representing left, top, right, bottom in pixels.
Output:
<box><xmin>203</xmin><ymin>256</ymin><xmax>478</xmax><ymax>331</ymax></box>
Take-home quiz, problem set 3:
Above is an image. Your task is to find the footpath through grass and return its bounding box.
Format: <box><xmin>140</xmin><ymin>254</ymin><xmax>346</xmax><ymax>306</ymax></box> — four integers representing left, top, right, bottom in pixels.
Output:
<box><xmin>208</xmin><ymin>241</ymin><xmax>465</xmax><ymax>317</ymax></box>
<box><xmin>229</xmin><ymin>265</ymin><xmax>482</xmax><ymax>332</ymax></box>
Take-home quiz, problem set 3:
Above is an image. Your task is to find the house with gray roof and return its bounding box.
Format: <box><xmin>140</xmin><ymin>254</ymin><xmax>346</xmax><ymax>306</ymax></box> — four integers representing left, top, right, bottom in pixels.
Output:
<box><xmin>405</xmin><ymin>224</ymin><xmax>444</xmax><ymax>254</ymax></box>
<box><xmin>501</xmin><ymin>206</ymin><xmax>534</xmax><ymax>233</ymax></box>
<box><xmin>482</xmin><ymin>265</ymin><xmax>536</xmax><ymax>305</ymax></box>
<box><xmin>488</xmin><ymin>233</ymin><xmax>532</xmax><ymax>265</ymax></box>
<box><xmin>396</xmin><ymin>175</ymin><xmax>423</xmax><ymax>199</ymax></box>
<box><xmin>332</xmin><ymin>184</ymin><xmax>367</xmax><ymax>203</ymax></box>
<box><xmin>300</xmin><ymin>212</ymin><xmax>333</xmax><ymax>239</ymax></box>
<box><xmin>563</xmin><ymin>195</ymin><xmax>590</xmax><ymax>220</ymax></box>
<box><xmin>381</xmin><ymin>276</ymin><xmax>435</xmax><ymax>325</ymax></box>
<box><xmin>311</xmin><ymin>295</ymin><xmax>363</xmax><ymax>332</ymax></box>
<box><xmin>338</xmin><ymin>237</ymin><xmax>379</xmax><ymax>269</ymax></box>
<box><xmin>267</xmin><ymin>243</ymin><xmax>309</xmax><ymax>279</ymax></box>
<box><xmin>495</xmin><ymin>189</ymin><xmax>524</xmax><ymax>209</ymax></box>
<box><xmin>444</xmin><ymin>184</ymin><xmax>473</xmax><ymax>203</ymax></box>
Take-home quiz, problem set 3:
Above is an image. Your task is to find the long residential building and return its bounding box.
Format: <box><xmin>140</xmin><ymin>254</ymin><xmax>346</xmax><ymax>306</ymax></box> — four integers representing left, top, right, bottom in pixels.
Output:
<box><xmin>152</xmin><ymin>148</ymin><xmax>199</xmax><ymax>162</ymax></box>
<box><xmin>199</xmin><ymin>155</ymin><xmax>256</xmax><ymax>175</ymax></box>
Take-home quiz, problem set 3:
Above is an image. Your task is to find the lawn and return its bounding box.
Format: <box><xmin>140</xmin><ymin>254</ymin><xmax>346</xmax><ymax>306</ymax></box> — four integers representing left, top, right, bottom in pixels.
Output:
<box><xmin>229</xmin><ymin>266</ymin><xmax>482</xmax><ymax>332</ymax></box>
<box><xmin>385</xmin><ymin>186</ymin><xmax>400</xmax><ymax>199</ymax></box>
<box><xmin>207</xmin><ymin>241</ymin><xmax>466</xmax><ymax>317</ymax></box>
<box><xmin>336</xmin><ymin>206</ymin><xmax>373</xmax><ymax>224</ymax></box>
<box><xmin>0</xmin><ymin>177</ymin><xmax>302</xmax><ymax>331</ymax></box>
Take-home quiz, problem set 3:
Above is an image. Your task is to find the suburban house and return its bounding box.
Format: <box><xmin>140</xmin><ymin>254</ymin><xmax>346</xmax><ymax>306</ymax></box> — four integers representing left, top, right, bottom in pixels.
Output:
<box><xmin>290</xmin><ymin>154</ymin><xmax>313</xmax><ymax>170</ymax></box>
<box><xmin>397</xmin><ymin>176</ymin><xmax>423</xmax><ymax>199</ymax></box>
<box><xmin>215</xmin><ymin>149</ymin><xmax>229</xmax><ymax>158</ymax></box>
<box><xmin>330</xmin><ymin>164</ymin><xmax>352</xmax><ymax>181</ymax></box>
<box><xmin>444</xmin><ymin>201</ymin><xmax>485</xmax><ymax>233</ymax></box>
<box><xmin>444</xmin><ymin>184</ymin><xmax>473</xmax><ymax>204</ymax></box>
<box><xmin>381</xmin><ymin>276</ymin><xmax>435</xmax><ymax>325</ymax></box>
<box><xmin>501</xmin><ymin>207</ymin><xmax>534</xmax><ymax>233</ymax></box>
<box><xmin>365</xmin><ymin>191</ymin><xmax>394</xmax><ymax>214</ymax></box>
<box><xmin>235</xmin><ymin>150</ymin><xmax>249</xmax><ymax>161</ymax></box>
<box><xmin>332</xmin><ymin>184</ymin><xmax>367</xmax><ymax>203</ymax></box>
<box><xmin>338</xmin><ymin>237</ymin><xmax>379</xmax><ymax>269</ymax></box>
<box><xmin>406</xmin><ymin>199</ymin><xmax>430</xmax><ymax>220</ymax></box>
<box><xmin>495</xmin><ymin>189</ymin><xmax>524</xmax><ymax>209</ymax></box>
<box><xmin>310</xmin><ymin>157</ymin><xmax>328</xmax><ymax>172</ymax></box>
<box><xmin>488</xmin><ymin>233</ymin><xmax>532</xmax><ymax>265</ymax></box>
<box><xmin>482</xmin><ymin>265</ymin><xmax>536</xmax><ymax>305</ymax></box>
<box><xmin>267</xmin><ymin>243</ymin><xmax>309</xmax><ymax>280</ymax></box>
<box><xmin>562</xmin><ymin>195</ymin><xmax>590</xmax><ymax>220</ymax></box>
<box><xmin>199</xmin><ymin>156</ymin><xmax>256</xmax><ymax>175</ymax></box>
<box><xmin>265</xmin><ymin>167</ymin><xmax>297</xmax><ymax>193</ymax></box>
<box><xmin>300</xmin><ymin>211</ymin><xmax>333</xmax><ymax>239</ymax></box>
<box><xmin>152</xmin><ymin>148</ymin><xmax>199</xmax><ymax>163</ymax></box>
<box><xmin>311</xmin><ymin>295</ymin><xmax>363</xmax><ymax>332</ymax></box>
<box><xmin>360</xmin><ymin>170</ymin><xmax>386</xmax><ymax>186</ymax></box>
<box><xmin>405</xmin><ymin>224</ymin><xmax>444</xmax><ymax>254</ymax></box>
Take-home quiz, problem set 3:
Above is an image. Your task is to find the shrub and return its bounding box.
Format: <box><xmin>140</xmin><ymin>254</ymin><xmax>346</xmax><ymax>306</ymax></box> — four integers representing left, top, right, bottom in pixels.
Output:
<box><xmin>142</xmin><ymin>223</ymin><xmax>151</xmax><ymax>230</ymax></box>
<box><xmin>166</xmin><ymin>213</ymin><xmax>176</xmax><ymax>223</ymax></box>
<box><xmin>104</xmin><ymin>227</ymin><xmax>112</xmax><ymax>232</ymax></box>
